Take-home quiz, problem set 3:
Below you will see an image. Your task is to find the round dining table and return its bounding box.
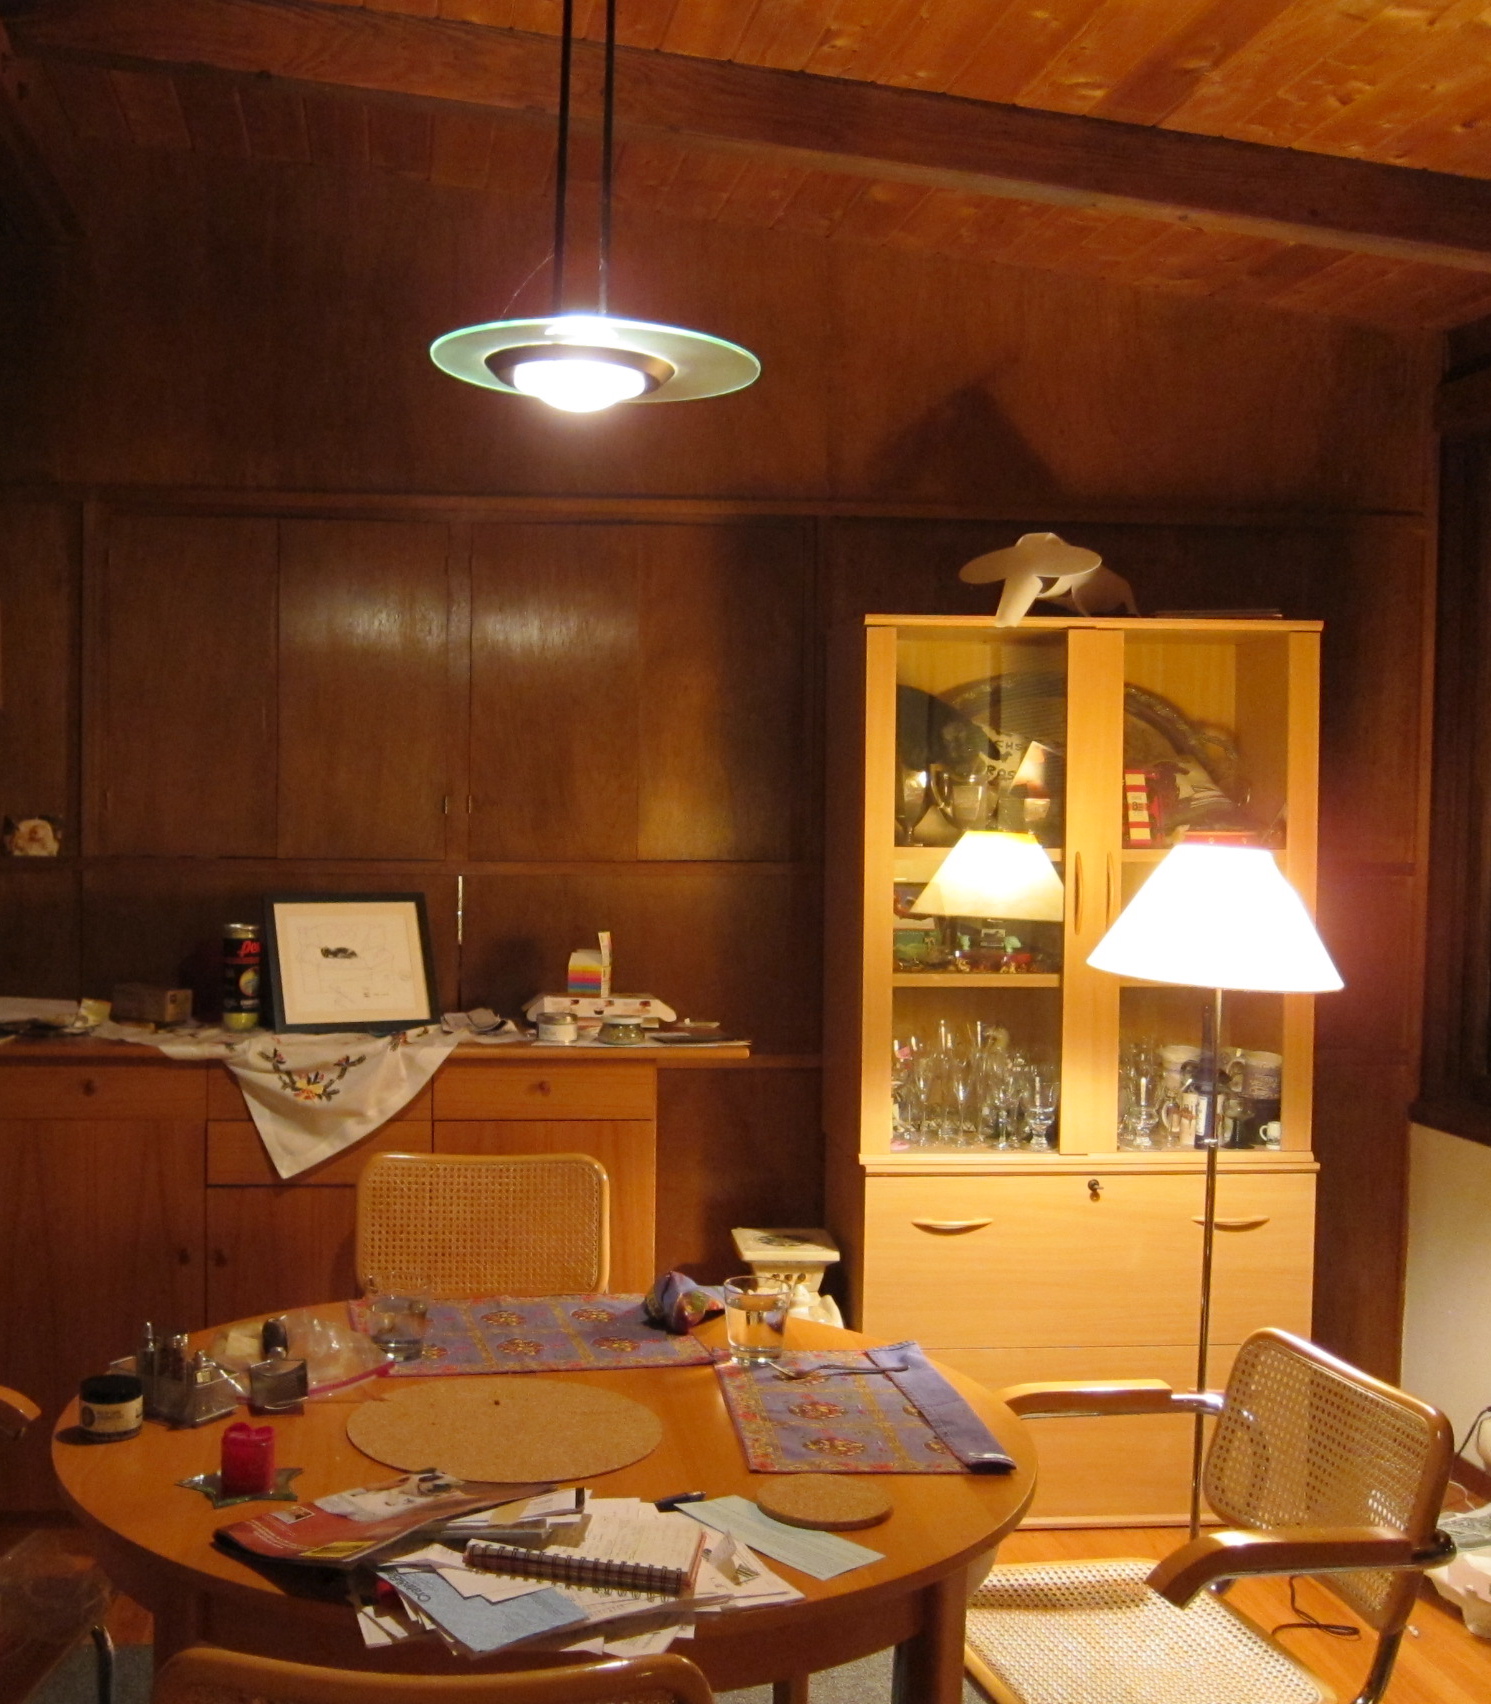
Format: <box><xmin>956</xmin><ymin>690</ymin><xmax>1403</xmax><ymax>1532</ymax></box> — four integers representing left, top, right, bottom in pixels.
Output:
<box><xmin>53</xmin><ymin>1311</ymin><xmax>1035</xmax><ymax>1704</ymax></box>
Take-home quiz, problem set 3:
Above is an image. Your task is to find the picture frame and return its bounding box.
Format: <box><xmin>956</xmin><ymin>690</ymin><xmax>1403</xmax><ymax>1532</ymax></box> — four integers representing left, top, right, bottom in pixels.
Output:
<box><xmin>262</xmin><ymin>893</ymin><xmax>439</xmax><ymax>1035</ymax></box>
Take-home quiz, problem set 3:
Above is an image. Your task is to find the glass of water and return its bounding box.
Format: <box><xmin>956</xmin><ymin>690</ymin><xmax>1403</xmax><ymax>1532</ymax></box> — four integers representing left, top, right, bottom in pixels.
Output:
<box><xmin>364</xmin><ymin>1290</ymin><xmax>431</xmax><ymax>1362</ymax></box>
<box><xmin>722</xmin><ymin>1275</ymin><xmax>789</xmax><ymax>1365</ymax></box>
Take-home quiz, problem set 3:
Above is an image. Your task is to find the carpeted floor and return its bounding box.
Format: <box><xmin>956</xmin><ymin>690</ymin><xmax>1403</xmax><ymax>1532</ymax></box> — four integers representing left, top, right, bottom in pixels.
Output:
<box><xmin>33</xmin><ymin>1640</ymin><xmax>986</xmax><ymax>1704</ymax></box>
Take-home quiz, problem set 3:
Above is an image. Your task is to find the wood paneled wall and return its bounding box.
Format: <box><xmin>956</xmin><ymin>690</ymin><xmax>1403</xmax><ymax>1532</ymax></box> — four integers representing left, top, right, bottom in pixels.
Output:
<box><xmin>0</xmin><ymin>141</ymin><xmax>1441</xmax><ymax>1346</ymax></box>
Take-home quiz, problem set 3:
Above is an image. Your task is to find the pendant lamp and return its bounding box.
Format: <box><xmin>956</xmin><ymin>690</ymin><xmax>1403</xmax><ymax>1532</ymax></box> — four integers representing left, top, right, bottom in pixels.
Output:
<box><xmin>431</xmin><ymin>0</ymin><xmax>760</xmax><ymax>414</ymax></box>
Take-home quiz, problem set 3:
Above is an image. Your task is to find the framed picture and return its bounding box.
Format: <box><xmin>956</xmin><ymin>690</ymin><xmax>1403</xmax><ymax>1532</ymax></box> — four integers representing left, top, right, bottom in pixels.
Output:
<box><xmin>263</xmin><ymin>893</ymin><xmax>439</xmax><ymax>1034</ymax></box>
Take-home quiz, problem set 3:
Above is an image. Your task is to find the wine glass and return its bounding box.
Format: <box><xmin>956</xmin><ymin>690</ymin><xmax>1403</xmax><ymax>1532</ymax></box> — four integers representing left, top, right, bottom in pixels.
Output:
<box><xmin>1021</xmin><ymin>1058</ymin><xmax>1060</xmax><ymax>1151</ymax></box>
<box><xmin>1118</xmin><ymin>1042</ymin><xmax>1162</xmax><ymax>1151</ymax></box>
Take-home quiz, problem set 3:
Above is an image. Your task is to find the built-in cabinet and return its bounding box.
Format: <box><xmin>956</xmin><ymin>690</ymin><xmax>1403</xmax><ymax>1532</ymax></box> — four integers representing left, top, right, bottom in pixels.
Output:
<box><xmin>825</xmin><ymin>616</ymin><xmax>1322</xmax><ymax>1523</ymax></box>
<box><xmin>0</xmin><ymin>1045</ymin><xmax>684</xmax><ymax>1513</ymax></box>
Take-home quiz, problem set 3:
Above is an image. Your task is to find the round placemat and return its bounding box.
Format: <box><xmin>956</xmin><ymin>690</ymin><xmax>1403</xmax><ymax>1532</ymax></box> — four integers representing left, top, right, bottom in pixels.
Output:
<box><xmin>757</xmin><ymin>1474</ymin><xmax>893</xmax><ymax>1531</ymax></box>
<box><xmin>345</xmin><ymin>1377</ymin><xmax>663</xmax><ymax>1482</ymax></box>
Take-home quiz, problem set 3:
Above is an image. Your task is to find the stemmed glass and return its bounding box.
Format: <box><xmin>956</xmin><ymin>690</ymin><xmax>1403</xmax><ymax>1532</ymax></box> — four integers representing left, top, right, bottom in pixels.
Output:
<box><xmin>1021</xmin><ymin>1057</ymin><xmax>1060</xmax><ymax>1151</ymax></box>
<box><xmin>1118</xmin><ymin>1041</ymin><xmax>1162</xmax><ymax>1150</ymax></box>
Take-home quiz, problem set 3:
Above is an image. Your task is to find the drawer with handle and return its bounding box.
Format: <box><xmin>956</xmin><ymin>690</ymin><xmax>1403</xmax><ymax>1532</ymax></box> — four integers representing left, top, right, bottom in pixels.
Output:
<box><xmin>433</xmin><ymin>1064</ymin><xmax>654</xmax><ymax>1121</ymax></box>
<box><xmin>861</xmin><ymin>1170</ymin><xmax>1314</xmax><ymax>1349</ymax></box>
<box><xmin>0</xmin><ymin>1063</ymin><xmax>206</xmax><ymax>1119</ymax></box>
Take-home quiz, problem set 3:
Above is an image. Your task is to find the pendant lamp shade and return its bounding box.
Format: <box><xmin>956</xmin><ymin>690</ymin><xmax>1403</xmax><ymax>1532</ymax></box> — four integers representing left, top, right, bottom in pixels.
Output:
<box><xmin>430</xmin><ymin>2</ymin><xmax>758</xmax><ymax>414</ymax></box>
<box><xmin>1086</xmin><ymin>842</ymin><xmax>1341</xmax><ymax>993</ymax></box>
<box><xmin>915</xmin><ymin>832</ymin><xmax>1066</xmax><ymax>922</ymax></box>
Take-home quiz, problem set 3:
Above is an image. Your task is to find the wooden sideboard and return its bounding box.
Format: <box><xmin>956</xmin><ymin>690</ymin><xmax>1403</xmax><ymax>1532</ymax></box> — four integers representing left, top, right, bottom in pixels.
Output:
<box><xmin>0</xmin><ymin>1039</ymin><xmax>742</xmax><ymax>1512</ymax></box>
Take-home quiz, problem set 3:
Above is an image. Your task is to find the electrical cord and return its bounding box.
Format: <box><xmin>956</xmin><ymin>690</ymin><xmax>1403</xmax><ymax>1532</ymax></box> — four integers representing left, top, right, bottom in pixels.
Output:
<box><xmin>1271</xmin><ymin>1574</ymin><xmax>1361</xmax><ymax>1640</ymax></box>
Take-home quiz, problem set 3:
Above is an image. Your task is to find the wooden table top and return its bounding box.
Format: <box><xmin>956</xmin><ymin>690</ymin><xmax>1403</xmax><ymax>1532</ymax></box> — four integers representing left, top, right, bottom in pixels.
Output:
<box><xmin>54</xmin><ymin>1312</ymin><xmax>1035</xmax><ymax>1685</ymax></box>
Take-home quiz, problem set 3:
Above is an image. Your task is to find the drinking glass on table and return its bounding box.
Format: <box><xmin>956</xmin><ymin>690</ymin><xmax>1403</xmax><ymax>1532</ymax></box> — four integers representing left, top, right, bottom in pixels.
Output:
<box><xmin>722</xmin><ymin>1275</ymin><xmax>789</xmax><ymax>1365</ymax></box>
<box><xmin>364</xmin><ymin>1287</ymin><xmax>431</xmax><ymax>1362</ymax></box>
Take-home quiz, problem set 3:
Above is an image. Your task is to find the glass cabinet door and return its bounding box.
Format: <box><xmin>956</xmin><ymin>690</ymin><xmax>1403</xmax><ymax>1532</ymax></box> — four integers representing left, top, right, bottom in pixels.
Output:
<box><xmin>1112</xmin><ymin>626</ymin><xmax>1319</xmax><ymax>1155</ymax></box>
<box><xmin>887</xmin><ymin>626</ymin><xmax>1070</xmax><ymax>1152</ymax></box>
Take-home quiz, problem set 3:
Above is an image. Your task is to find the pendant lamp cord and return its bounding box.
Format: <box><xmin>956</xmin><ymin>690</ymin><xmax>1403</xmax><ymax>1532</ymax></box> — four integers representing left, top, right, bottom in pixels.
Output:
<box><xmin>599</xmin><ymin>0</ymin><xmax>617</xmax><ymax>314</ymax></box>
<box><xmin>552</xmin><ymin>0</ymin><xmax>575</xmax><ymax>314</ymax></box>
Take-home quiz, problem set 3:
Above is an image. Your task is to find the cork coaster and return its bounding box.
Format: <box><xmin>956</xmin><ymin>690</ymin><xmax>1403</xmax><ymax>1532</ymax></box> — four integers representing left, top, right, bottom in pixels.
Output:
<box><xmin>757</xmin><ymin>1474</ymin><xmax>893</xmax><ymax>1531</ymax></box>
<box><xmin>345</xmin><ymin>1377</ymin><xmax>662</xmax><ymax>1482</ymax></box>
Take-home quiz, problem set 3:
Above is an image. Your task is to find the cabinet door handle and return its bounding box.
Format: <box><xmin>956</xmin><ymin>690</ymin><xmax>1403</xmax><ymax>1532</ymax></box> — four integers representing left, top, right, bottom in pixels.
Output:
<box><xmin>1072</xmin><ymin>852</ymin><xmax>1083</xmax><ymax>934</ymax></box>
<box><xmin>1193</xmin><ymin>1215</ymin><xmax>1271</xmax><ymax>1231</ymax></box>
<box><xmin>1106</xmin><ymin>853</ymin><xmax>1116</xmax><ymax>928</ymax></box>
<box><xmin>81</xmin><ymin>1078</ymin><xmax>97</xmax><ymax>1097</ymax></box>
<box><xmin>176</xmin><ymin>1247</ymin><xmax>192</xmax><ymax>1266</ymax></box>
<box><xmin>911</xmin><ymin>1218</ymin><xmax>991</xmax><ymax>1234</ymax></box>
<box><xmin>212</xmin><ymin>1248</ymin><xmax>229</xmax><ymax>1267</ymax></box>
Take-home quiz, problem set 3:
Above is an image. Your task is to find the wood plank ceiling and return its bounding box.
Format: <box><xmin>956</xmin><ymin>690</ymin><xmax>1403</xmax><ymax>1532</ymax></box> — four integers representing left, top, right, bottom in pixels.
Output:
<box><xmin>11</xmin><ymin>0</ymin><xmax>1491</xmax><ymax>330</ymax></box>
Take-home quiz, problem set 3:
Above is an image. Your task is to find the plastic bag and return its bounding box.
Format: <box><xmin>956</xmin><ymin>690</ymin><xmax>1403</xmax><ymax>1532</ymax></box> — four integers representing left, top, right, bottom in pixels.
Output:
<box><xmin>0</xmin><ymin>1531</ymin><xmax>110</xmax><ymax>1645</ymax></box>
<box><xmin>209</xmin><ymin>1304</ymin><xmax>391</xmax><ymax>1398</ymax></box>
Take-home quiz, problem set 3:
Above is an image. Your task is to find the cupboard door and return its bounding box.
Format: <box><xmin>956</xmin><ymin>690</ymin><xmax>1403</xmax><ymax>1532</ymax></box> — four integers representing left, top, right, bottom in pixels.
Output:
<box><xmin>468</xmin><ymin>520</ymin><xmax>809</xmax><ymax>861</ymax></box>
<box><xmin>206</xmin><ymin>1188</ymin><xmax>358</xmax><ymax>1322</ymax></box>
<box><xmin>278</xmin><ymin>520</ymin><xmax>454</xmax><ymax>858</ymax></box>
<box><xmin>93</xmin><ymin>513</ymin><xmax>278</xmax><ymax>855</ymax></box>
<box><xmin>435</xmin><ymin>1121</ymin><xmax>656</xmax><ymax>1291</ymax></box>
<box><xmin>0</xmin><ymin>1120</ymin><xmax>205</xmax><ymax>1511</ymax></box>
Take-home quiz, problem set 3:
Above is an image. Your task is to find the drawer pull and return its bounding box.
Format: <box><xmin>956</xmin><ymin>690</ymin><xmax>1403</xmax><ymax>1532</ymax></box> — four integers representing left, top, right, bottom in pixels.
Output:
<box><xmin>911</xmin><ymin>1218</ymin><xmax>991</xmax><ymax>1235</ymax></box>
<box><xmin>1088</xmin><ymin>1178</ymin><xmax>1103</xmax><ymax>1200</ymax></box>
<box><xmin>81</xmin><ymin>1078</ymin><xmax>97</xmax><ymax>1097</ymax></box>
<box><xmin>530</xmin><ymin>1080</ymin><xmax>552</xmax><ymax>1096</ymax></box>
<box><xmin>1193</xmin><ymin>1215</ymin><xmax>1271</xmax><ymax>1231</ymax></box>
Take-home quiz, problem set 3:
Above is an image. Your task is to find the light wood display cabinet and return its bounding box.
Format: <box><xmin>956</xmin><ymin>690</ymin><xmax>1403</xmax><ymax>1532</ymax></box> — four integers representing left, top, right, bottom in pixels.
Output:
<box><xmin>824</xmin><ymin>616</ymin><xmax>1323</xmax><ymax>1524</ymax></box>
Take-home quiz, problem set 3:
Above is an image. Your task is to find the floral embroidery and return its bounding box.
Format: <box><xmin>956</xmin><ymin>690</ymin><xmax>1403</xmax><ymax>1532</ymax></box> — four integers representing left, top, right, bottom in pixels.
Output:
<box><xmin>497</xmin><ymin>1338</ymin><xmax>543</xmax><ymax>1356</ymax></box>
<box><xmin>788</xmin><ymin>1399</ymin><xmax>845</xmax><ymax>1420</ymax></box>
<box><xmin>806</xmin><ymin>1435</ymin><xmax>866</xmax><ymax>1458</ymax></box>
<box><xmin>924</xmin><ymin>1437</ymin><xmax>950</xmax><ymax>1454</ymax></box>
<box><xmin>571</xmin><ymin>1307</ymin><xmax>614</xmax><ymax>1323</ymax></box>
<box><xmin>261</xmin><ymin>1047</ymin><xmax>365</xmax><ymax>1102</ymax></box>
<box><xmin>481</xmin><ymin>1310</ymin><xmax>526</xmax><ymax>1327</ymax></box>
<box><xmin>421</xmin><ymin>1344</ymin><xmax>449</xmax><ymax>1360</ymax></box>
<box><xmin>594</xmin><ymin>1337</ymin><xmax>640</xmax><ymax>1353</ymax></box>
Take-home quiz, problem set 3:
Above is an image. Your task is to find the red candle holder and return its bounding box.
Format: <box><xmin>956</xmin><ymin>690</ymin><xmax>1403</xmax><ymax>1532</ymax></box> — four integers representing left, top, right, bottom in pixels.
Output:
<box><xmin>220</xmin><ymin>1421</ymin><xmax>275</xmax><ymax>1497</ymax></box>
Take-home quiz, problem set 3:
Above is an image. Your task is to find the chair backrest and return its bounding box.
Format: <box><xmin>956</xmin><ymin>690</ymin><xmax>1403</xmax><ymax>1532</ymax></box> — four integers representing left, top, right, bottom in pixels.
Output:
<box><xmin>1204</xmin><ymin>1328</ymin><xmax>1453</xmax><ymax>1632</ymax></box>
<box><xmin>153</xmin><ymin>1645</ymin><xmax>714</xmax><ymax>1704</ymax></box>
<box><xmin>0</xmin><ymin>1385</ymin><xmax>40</xmax><ymax>1442</ymax></box>
<box><xmin>356</xmin><ymin>1152</ymin><xmax>610</xmax><ymax>1299</ymax></box>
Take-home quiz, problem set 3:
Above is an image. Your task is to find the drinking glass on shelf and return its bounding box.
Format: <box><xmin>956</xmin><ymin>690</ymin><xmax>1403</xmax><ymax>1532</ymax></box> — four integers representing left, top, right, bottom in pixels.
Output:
<box><xmin>1021</xmin><ymin>1058</ymin><xmax>1060</xmax><ymax>1151</ymax></box>
<box><xmin>1118</xmin><ymin>1042</ymin><xmax>1162</xmax><ymax>1150</ymax></box>
<box><xmin>987</xmin><ymin>1049</ymin><xmax>1027</xmax><ymax>1149</ymax></box>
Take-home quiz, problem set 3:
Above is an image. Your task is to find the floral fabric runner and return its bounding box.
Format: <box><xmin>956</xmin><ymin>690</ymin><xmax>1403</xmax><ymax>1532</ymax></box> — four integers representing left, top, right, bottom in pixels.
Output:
<box><xmin>714</xmin><ymin>1350</ymin><xmax>967</xmax><ymax>1473</ymax></box>
<box><xmin>355</xmin><ymin>1293</ymin><xmax>716</xmax><ymax>1374</ymax></box>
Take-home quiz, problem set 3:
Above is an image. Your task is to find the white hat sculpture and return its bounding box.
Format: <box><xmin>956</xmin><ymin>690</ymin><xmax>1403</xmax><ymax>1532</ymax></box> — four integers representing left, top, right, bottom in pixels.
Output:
<box><xmin>959</xmin><ymin>531</ymin><xmax>1138</xmax><ymax>627</ymax></box>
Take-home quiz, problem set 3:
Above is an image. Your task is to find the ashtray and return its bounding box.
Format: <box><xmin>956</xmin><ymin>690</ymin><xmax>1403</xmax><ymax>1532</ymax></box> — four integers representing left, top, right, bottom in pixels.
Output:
<box><xmin>178</xmin><ymin>1466</ymin><xmax>302</xmax><ymax>1508</ymax></box>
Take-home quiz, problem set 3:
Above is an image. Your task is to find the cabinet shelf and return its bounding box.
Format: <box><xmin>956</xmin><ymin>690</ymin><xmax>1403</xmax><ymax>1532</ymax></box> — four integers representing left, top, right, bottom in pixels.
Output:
<box><xmin>891</xmin><ymin>972</ymin><xmax>1061</xmax><ymax>988</ymax></box>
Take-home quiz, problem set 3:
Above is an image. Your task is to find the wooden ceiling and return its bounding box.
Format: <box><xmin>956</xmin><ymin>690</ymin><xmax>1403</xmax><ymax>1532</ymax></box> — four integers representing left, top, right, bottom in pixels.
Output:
<box><xmin>10</xmin><ymin>0</ymin><xmax>1491</xmax><ymax>331</ymax></box>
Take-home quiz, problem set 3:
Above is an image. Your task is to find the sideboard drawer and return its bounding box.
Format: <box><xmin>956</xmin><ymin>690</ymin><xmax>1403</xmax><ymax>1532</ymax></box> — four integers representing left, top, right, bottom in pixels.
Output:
<box><xmin>208</xmin><ymin>1068</ymin><xmax>432</xmax><ymax>1122</ymax></box>
<box><xmin>433</xmin><ymin>1064</ymin><xmax>655</xmax><ymax>1121</ymax></box>
<box><xmin>207</xmin><ymin>1120</ymin><xmax>433</xmax><ymax>1186</ymax></box>
<box><xmin>0</xmin><ymin>1063</ymin><xmax>206</xmax><ymax>1119</ymax></box>
<box><xmin>860</xmin><ymin>1170</ymin><xmax>1314</xmax><ymax>1349</ymax></box>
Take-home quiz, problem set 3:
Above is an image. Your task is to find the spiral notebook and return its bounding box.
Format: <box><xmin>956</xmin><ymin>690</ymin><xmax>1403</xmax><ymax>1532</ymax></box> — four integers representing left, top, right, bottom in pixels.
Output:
<box><xmin>464</xmin><ymin>1505</ymin><xmax>706</xmax><ymax>1598</ymax></box>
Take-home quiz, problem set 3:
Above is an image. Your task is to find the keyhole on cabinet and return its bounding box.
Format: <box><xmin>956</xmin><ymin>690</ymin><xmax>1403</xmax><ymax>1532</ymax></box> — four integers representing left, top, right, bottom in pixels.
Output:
<box><xmin>1088</xmin><ymin>1178</ymin><xmax>1103</xmax><ymax>1201</ymax></box>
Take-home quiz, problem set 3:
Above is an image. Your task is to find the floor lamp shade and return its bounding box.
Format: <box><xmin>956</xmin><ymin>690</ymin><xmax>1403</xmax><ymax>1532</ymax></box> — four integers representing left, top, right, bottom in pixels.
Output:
<box><xmin>915</xmin><ymin>832</ymin><xmax>1066</xmax><ymax>921</ymax></box>
<box><xmin>1086</xmin><ymin>842</ymin><xmax>1342</xmax><ymax>993</ymax></box>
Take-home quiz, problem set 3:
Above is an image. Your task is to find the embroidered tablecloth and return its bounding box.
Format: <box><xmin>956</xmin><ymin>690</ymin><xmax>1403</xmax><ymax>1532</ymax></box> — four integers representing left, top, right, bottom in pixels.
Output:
<box><xmin>715</xmin><ymin>1351</ymin><xmax>967</xmax><ymax>1473</ymax></box>
<box><xmin>353</xmin><ymin>1294</ymin><xmax>716</xmax><ymax>1374</ymax></box>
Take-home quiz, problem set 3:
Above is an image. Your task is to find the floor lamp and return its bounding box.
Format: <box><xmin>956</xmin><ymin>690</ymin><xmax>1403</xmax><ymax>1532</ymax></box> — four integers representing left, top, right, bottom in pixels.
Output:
<box><xmin>1086</xmin><ymin>840</ymin><xmax>1343</xmax><ymax>1536</ymax></box>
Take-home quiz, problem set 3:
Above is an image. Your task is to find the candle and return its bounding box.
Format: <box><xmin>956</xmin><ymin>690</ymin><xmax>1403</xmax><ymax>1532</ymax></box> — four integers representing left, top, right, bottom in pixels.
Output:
<box><xmin>220</xmin><ymin>1421</ymin><xmax>275</xmax><ymax>1496</ymax></box>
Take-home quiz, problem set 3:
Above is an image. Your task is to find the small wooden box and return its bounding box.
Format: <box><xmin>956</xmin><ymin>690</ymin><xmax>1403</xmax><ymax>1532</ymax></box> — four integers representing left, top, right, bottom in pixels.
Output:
<box><xmin>111</xmin><ymin>983</ymin><xmax>193</xmax><ymax>1025</ymax></box>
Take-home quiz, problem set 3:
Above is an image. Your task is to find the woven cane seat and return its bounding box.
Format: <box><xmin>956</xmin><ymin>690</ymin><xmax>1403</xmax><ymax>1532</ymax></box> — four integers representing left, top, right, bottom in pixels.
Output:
<box><xmin>966</xmin><ymin>1331</ymin><xmax>1453</xmax><ymax>1704</ymax></box>
<box><xmin>965</xmin><ymin>1560</ymin><xmax>1328</xmax><ymax>1704</ymax></box>
<box><xmin>356</xmin><ymin>1151</ymin><xmax>609</xmax><ymax>1299</ymax></box>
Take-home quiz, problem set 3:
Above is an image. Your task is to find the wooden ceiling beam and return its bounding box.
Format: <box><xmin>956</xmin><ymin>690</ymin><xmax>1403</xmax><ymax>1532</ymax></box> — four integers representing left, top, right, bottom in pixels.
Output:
<box><xmin>12</xmin><ymin>0</ymin><xmax>1491</xmax><ymax>275</ymax></box>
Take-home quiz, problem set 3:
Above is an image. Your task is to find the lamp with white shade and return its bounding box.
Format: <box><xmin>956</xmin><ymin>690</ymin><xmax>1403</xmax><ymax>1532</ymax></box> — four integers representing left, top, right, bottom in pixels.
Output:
<box><xmin>1086</xmin><ymin>838</ymin><xmax>1342</xmax><ymax>1536</ymax></box>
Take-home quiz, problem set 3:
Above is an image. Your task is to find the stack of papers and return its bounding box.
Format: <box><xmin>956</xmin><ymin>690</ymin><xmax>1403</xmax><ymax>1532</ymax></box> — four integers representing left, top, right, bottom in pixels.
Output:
<box><xmin>362</xmin><ymin>1495</ymin><xmax>804</xmax><ymax>1657</ymax></box>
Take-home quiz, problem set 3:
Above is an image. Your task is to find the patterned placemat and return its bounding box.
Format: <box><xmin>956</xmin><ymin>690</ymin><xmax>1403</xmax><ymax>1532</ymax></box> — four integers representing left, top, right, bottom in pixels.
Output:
<box><xmin>715</xmin><ymin>1351</ymin><xmax>965</xmax><ymax>1473</ymax></box>
<box><xmin>352</xmin><ymin>1294</ymin><xmax>715</xmax><ymax>1375</ymax></box>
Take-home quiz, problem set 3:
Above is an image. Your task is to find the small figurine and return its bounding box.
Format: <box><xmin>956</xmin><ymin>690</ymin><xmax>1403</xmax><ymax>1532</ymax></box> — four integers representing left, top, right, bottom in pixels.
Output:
<box><xmin>959</xmin><ymin>532</ymin><xmax>1138</xmax><ymax>627</ymax></box>
<box><xmin>2</xmin><ymin>815</ymin><xmax>62</xmax><ymax>856</ymax></box>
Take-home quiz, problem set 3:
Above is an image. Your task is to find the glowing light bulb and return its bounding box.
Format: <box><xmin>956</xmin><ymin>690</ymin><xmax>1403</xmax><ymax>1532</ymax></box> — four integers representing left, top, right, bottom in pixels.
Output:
<box><xmin>511</xmin><ymin>355</ymin><xmax>648</xmax><ymax>413</ymax></box>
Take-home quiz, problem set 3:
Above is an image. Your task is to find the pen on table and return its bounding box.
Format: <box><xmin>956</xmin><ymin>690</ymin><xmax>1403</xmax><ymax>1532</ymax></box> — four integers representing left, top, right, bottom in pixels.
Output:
<box><xmin>653</xmin><ymin>1491</ymin><xmax>706</xmax><ymax>1511</ymax></box>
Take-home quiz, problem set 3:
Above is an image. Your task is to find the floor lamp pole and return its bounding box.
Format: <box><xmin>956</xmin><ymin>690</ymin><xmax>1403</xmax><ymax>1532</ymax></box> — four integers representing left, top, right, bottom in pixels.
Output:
<box><xmin>1190</xmin><ymin>985</ymin><xmax>1225</xmax><ymax>1541</ymax></box>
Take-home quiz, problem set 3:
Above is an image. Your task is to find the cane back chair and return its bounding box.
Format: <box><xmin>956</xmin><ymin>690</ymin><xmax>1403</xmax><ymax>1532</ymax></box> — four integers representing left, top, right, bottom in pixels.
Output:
<box><xmin>355</xmin><ymin>1152</ymin><xmax>610</xmax><ymax>1299</ymax></box>
<box><xmin>153</xmin><ymin>1646</ymin><xmax>713</xmax><ymax>1704</ymax></box>
<box><xmin>965</xmin><ymin>1329</ymin><xmax>1454</xmax><ymax>1704</ymax></box>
